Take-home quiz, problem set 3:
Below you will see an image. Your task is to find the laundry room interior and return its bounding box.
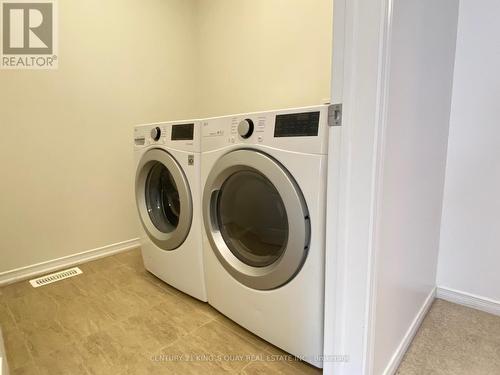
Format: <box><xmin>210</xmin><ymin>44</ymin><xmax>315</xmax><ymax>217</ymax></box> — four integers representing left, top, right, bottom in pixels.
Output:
<box><xmin>0</xmin><ymin>0</ymin><xmax>499</xmax><ymax>374</ymax></box>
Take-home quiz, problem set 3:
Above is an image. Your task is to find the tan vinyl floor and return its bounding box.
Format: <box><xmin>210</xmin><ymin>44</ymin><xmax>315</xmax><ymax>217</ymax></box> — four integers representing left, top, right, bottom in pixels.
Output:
<box><xmin>0</xmin><ymin>249</ymin><xmax>320</xmax><ymax>375</ymax></box>
<box><xmin>0</xmin><ymin>248</ymin><xmax>499</xmax><ymax>374</ymax></box>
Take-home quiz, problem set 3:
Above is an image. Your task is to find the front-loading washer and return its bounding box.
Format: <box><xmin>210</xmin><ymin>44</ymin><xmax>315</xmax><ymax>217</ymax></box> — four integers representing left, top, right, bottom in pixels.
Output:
<box><xmin>134</xmin><ymin>120</ymin><xmax>206</xmax><ymax>301</ymax></box>
<box><xmin>201</xmin><ymin>106</ymin><xmax>329</xmax><ymax>367</ymax></box>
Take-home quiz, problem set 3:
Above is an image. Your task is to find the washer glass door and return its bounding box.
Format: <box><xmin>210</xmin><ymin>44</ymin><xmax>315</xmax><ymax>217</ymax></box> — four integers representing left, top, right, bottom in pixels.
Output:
<box><xmin>136</xmin><ymin>149</ymin><xmax>193</xmax><ymax>251</ymax></box>
<box><xmin>145</xmin><ymin>162</ymin><xmax>180</xmax><ymax>233</ymax></box>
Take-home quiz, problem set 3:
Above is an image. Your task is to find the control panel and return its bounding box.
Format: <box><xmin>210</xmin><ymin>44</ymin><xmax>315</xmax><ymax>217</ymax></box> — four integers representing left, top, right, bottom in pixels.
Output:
<box><xmin>134</xmin><ymin>121</ymin><xmax>200</xmax><ymax>153</ymax></box>
<box><xmin>201</xmin><ymin>105</ymin><xmax>328</xmax><ymax>155</ymax></box>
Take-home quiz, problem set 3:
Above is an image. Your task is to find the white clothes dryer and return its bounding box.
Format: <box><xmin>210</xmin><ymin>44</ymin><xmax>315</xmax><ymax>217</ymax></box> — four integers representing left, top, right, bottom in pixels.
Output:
<box><xmin>201</xmin><ymin>106</ymin><xmax>329</xmax><ymax>367</ymax></box>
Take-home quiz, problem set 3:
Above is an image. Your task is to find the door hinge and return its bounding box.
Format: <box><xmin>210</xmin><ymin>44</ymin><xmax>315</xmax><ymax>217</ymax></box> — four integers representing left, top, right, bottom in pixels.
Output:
<box><xmin>328</xmin><ymin>103</ymin><xmax>343</xmax><ymax>127</ymax></box>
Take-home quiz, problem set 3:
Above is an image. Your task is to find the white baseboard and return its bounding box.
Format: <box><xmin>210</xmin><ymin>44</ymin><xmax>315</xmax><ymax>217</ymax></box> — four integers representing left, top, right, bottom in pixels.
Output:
<box><xmin>436</xmin><ymin>286</ymin><xmax>500</xmax><ymax>317</ymax></box>
<box><xmin>382</xmin><ymin>287</ymin><xmax>436</xmax><ymax>375</ymax></box>
<box><xmin>0</xmin><ymin>238</ymin><xmax>140</xmax><ymax>287</ymax></box>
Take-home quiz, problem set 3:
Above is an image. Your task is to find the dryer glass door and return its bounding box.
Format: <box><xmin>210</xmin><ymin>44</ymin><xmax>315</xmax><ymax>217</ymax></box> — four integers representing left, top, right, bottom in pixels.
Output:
<box><xmin>217</xmin><ymin>170</ymin><xmax>288</xmax><ymax>268</ymax></box>
<box><xmin>203</xmin><ymin>149</ymin><xmax>310</xmax><ymax>290</ymax></box>
<box><xmin>136</xmin><ymin>149</ymin><xmax>193</xmax><ymax>251</ymax></box>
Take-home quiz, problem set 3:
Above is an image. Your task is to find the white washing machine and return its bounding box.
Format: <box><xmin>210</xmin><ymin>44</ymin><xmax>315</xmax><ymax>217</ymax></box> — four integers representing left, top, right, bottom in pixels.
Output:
<box><xmin>134</xmin><ymin>121</ymin><xmax>206</xmax><ymax>301</ymax></box>
<box><xmin>201</xmin><ymin>106</ymin><xmax>329</xmax><ymax>367</ymax></box>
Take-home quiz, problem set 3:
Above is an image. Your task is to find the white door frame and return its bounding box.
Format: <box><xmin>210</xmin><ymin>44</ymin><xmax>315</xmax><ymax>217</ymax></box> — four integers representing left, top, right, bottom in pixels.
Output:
<box><xmin>324</xmin><ymin>0</ymin><xmax>393</xmax><ymax>374</ymax></box>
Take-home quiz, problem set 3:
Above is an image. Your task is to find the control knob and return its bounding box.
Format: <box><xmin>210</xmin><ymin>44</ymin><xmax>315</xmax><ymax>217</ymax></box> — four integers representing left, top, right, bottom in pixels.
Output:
<box><xmin>237</xmin><ymin>119</ymin><xmax>254</xmax><ymax>139</ymax></box>
<box><xmin>151</xmin><ymin>127</ymin><xmax>161</xmax><ymax>141</ymax></box>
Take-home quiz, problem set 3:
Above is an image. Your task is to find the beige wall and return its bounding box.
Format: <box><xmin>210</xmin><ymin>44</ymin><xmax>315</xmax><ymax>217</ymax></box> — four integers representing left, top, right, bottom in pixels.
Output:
<box><xmin>196</xmin><ymin>0</ymin><xmax>333</xmax><ymax>117</ymax></box>
<box><xmin>0</xmin><ymin>0</ymin><xmax>198</xmax><ymax>272</ymax></box>
<box><xmin>0</xmin><ymin>0</ymin><xmax>332</xmax><ymax>274</ymax></box>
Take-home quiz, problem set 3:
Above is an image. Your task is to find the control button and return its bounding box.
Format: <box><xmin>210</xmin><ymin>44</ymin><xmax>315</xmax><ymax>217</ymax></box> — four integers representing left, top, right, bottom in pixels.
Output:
<box><xmin>150</xmin><ymin>127</ymin><xmax>161</xmax><ymax>141</ymax></box>
<box><xmin>238</xmin><ymin>119</ymin><xmax>254</xmax><ymax>139</ymax></box>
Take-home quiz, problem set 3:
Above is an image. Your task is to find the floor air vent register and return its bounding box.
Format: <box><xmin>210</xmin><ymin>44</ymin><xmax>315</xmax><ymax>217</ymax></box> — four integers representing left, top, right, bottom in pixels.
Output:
<box><xmin>29</xmin><ymin>267</ymin><xmax>83</xmax><ymax>288</ymax></box>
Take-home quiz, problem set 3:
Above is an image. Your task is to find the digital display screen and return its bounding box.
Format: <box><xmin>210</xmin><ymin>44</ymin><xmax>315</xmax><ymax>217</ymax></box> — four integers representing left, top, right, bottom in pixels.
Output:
<box><xmin>274</xmin><ymin>111</ymin><xmax>320</xmax><ymax>137</ymax></box>
<box><xmin>171</xmin><ymin>123</ymin><xmax>194</xmax><ymax>140</ymax></box>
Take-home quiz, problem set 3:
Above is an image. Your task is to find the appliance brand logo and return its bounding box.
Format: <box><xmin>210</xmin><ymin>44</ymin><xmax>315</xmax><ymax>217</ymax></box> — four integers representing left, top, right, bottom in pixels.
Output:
<box><xmin>1</xmin><ymin>0</ymin><xmax>57</xmax><ymax>69</ymax></box>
